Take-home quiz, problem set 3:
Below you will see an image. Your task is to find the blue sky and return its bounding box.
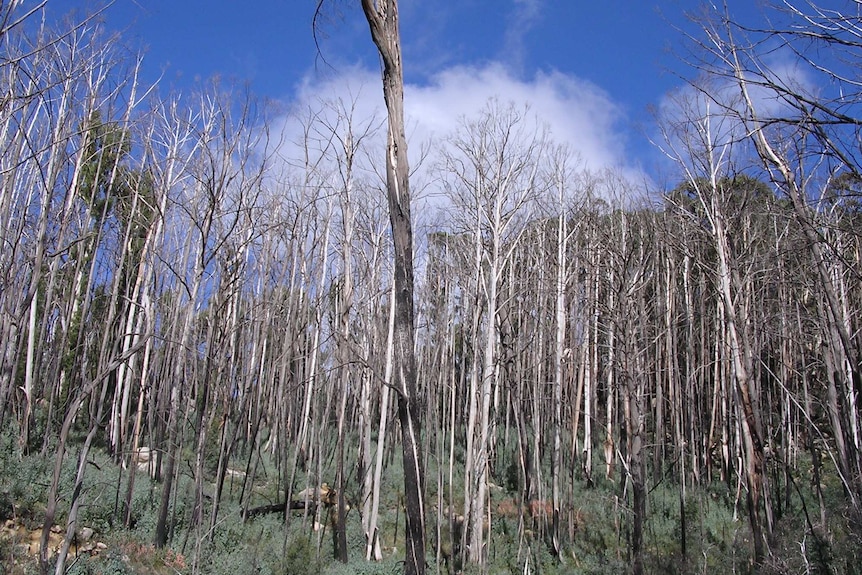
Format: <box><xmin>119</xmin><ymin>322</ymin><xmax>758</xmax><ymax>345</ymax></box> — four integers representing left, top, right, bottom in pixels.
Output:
<box><xmin>52</xmin><ymin>1</ymin><xmax>687</xmax><ymax>101</ymax></box>
<box><xmin>47</xmin><ymin>0</ymin><xmax>766</xmax><ymax>183</ymax></box>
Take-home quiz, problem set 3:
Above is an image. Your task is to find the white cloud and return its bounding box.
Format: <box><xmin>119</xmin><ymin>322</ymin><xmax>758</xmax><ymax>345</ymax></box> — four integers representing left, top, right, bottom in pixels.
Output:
<box><xmin>504</xmin><ymin>0</ymin><xmax>543</xmax><ymax>74</ymax></box>
<box><xmin>407</xmin><ymin>64</ymin><xmax>629</xmax><ymax>172</ymax></box>
<box><xmin>265</xmin><ymin>61</ymin><xmax>649</xmax><ymax>230</ymax></box>
<box><xmin>264</xmin><ymin>61</ymin><xmax>651</xmax><ymax>282</ymax></box>
<box><xmin>653</xmin><ymin>53</ymin><xmax>817</xmax><ymax>180</ymax></box>
<box><xmin>281</xmin><ymin>62</ymin><xmax>638</xmax><ymax>177</ymax></box>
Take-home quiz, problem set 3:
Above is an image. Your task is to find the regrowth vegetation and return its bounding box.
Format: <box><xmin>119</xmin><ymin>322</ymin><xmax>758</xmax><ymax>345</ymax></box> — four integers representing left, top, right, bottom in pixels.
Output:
<box><xmin>0</xmin><ymin>2</ymin><xmax>861</xmax><ymax>574</ymax></box>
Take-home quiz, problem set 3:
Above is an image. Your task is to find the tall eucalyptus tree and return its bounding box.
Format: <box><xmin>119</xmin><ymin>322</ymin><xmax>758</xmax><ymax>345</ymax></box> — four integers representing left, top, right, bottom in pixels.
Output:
<box><xmin>357</xmin><ymin>2</ymin><xmax>426</xmax><ymax>573</ymax></box>
<box><xmin>686</xmin><ymin>0</ymin><xmax>862</xmax><ymax>508</ymax></box>
<box><xmin>439</xmin><ymin>101</ymin><xmax>548</xmax><ymax>566</ymax></box>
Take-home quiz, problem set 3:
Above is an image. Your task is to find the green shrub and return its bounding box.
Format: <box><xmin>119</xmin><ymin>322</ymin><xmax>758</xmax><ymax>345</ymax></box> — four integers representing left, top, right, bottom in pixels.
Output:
<box><xmin>275</xmin><ymin>534</ymin><xmax>322</xmax><ymax>575</ymax></box>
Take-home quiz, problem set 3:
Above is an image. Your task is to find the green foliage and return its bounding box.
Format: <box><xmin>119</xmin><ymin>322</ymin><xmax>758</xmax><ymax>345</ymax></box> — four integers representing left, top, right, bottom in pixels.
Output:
<box><xmin>273</xmin><ymin>533</ymin><xmax>322</xmax><ymax>575</ymax></box>
<box><xmin>323</xmin><ymin>559</ymin><xmax>399</xmax><ymax>575</ymax></box>
<box><xmin>67</xmin><ymin>546</ymin><xmax>139</xmax><ymax>575</ymax></box>
<box><xmin>78</xmin><ymin>110</ymin><xmax>132</xmax><ymax>217</ymax></box>
<box><xmin>0</xmin><ymin>439</ymin><xmax>50</xmax><ymax>525</ymax></box>
<box><xmin>5</xmin><ymin>423</ymin><xmax>862</xmax><ymax>575</ymax></box>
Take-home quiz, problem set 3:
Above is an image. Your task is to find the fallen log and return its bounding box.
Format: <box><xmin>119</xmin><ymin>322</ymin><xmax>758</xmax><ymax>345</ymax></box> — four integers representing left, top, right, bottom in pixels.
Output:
<box><xmin>243</xmin><ymin>499</ymin><xmax>311</xmax><ymax>519</ymax></box>
<box><xmin>243</xmin><ymin>484</ymin><xmax>339</xmax><ymax>521</ymax></box>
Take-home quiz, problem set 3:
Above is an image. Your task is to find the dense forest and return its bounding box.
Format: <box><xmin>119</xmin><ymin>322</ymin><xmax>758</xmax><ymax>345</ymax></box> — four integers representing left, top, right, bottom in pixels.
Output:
<box><xmin>1</xmin><ymin>1</ymin><xmax>861</xmax><ymax>574</ymax></box>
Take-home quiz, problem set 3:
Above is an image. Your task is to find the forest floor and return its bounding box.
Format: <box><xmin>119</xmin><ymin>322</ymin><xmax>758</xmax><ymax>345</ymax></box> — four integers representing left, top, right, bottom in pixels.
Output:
<box><xmin>1</xmin><ymin>430</ymin><xmax>859</xmax><ymax>575</ymax></box>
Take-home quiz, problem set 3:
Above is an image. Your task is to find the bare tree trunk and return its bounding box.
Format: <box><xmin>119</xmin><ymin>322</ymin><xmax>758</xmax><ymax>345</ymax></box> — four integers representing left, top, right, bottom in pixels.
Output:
<box><xmin>690</xmin><ymin>2</ymin><xmax>862</xmax><ymax>509</ymax></box>
<box><xmin>664</xmin><ymin>249</ymin><xmax>688</xmax><ymax>561</ymax></box>
<box><xmin>551</xmin><ymin>151</ymin><xmax>576</xmax><ymax>557</ymax></box>
<box><xmin>603</xmin><ymin>264</ymin><xmax>615</xmax><ymax>484</ymax></box>
<box><xmin>713</xmin><ymin>207</ymin><xmax>768</xmax><ymax>564</ymax></box>
<box><xmin>583</xmin><ymin>288</ymin><xmax>595</xmax><ymax>484</ymax></box>
<box><xmin>54</xmin><ymin>373</ymin><xmax>111</xmax><ymax>575</ymax></box>
<box><xmin>155</xmin><ymin>382</ymin><xmax>181</xmax><ymax>548</ymax></box>
<box><xmin>359</xmin><ymin>2</ymin><xmax>426</xmax><ymax>573</ymax></box>
<box><xmin>367</xmin><ymin>282</ymin><xmax>396</xmax><ymax>561</ymax></box>
<box><xmin>659</xmin><ymin>94</ymin><xmax>771</xmax><ymax>566</ymax></box>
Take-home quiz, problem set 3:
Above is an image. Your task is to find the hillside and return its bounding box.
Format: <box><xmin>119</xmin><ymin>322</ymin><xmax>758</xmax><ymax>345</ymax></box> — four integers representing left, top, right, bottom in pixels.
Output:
<box><xmin>1</xmin><ymin>2</ymin><xmax>862</xmax><ymax>575</ymax></box>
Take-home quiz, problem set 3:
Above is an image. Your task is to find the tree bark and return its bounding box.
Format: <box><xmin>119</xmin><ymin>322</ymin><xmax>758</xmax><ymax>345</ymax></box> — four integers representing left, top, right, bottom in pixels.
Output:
<box><xmin>359</xmin><ymin>2</ymin><xmax>426</xmax><ymax>573</ymax></box>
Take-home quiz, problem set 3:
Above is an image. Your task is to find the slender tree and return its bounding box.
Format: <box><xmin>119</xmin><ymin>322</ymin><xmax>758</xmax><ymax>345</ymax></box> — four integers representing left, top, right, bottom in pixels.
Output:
<box><xmin>686</xmin><ymin>0</ymin><xmax>862</xmax><ymax>508</ymax></box>
<box><xmin>357</xmin><ymin>2</ymin><xmax>426</xmax><ymax>573</ymax></box>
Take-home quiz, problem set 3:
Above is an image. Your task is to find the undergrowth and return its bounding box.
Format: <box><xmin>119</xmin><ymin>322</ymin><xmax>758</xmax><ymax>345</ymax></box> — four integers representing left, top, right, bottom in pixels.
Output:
<box><xmin>0</xmin><ymin>428</ymin><xmax>859</xmax><ymax>575</ymax></box>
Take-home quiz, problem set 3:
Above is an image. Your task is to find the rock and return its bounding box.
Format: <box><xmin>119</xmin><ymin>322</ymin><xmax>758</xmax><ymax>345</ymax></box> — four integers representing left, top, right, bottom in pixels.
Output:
<box><xmin>225</xmin><ymin>467</ymin><xmax>246</xmax><ymax>478</ymax></box>
<box><xmin>78</xmin><ymin>526</ymin><xmax>94</xmax><ymax>541</ymax></box>
<box><xmin>133</xmin><ymin>446</ymin><xmax>153</xmax><ymax>463</ymax></box>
